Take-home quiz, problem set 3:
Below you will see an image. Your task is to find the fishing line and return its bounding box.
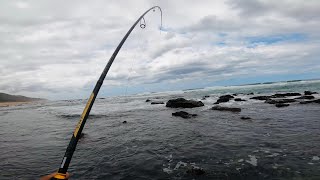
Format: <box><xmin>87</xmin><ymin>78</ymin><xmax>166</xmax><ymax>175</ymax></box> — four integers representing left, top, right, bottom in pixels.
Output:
<box><xmin>120</xmin><ymin>22</ymin><xmax>144</xmax><ymax>124</ymax></box>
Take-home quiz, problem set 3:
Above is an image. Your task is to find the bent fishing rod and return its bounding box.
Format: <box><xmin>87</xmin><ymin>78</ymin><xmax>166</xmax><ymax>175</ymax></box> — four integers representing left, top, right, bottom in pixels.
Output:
<box><xmin>51</xmin><ymin>6</ymin><xmax>162</xmax><ymax>180</ymax></box>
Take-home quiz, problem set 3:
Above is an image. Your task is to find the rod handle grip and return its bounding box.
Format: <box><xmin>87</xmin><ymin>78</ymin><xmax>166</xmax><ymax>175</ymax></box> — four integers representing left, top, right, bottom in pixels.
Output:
<box><xmin>49</xmin><ymin>173</ymin><xmax>68</xmax><ymax>180</ymax></box>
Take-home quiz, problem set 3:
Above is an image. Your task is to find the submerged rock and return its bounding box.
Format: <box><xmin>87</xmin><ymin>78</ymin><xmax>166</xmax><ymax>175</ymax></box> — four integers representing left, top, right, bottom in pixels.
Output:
<box><xmin>250</xmin><ymin>96</ymin><xmax>271</xmax><ymax>100</ymax></box>
<box><xmin>122</xmin><ymin>120</ymin><xmax>127</xmax><ymax>124</ymax></box>
<box><xmin>295</xmin><ymin>95</ymin><xmax>315</xmax><ymax>100</ymax></box>
<box><xmin>145</xmin><ymin>99</ymin><xmax>151</xmax><ymax>102</ymax></box>
<box><xmin>300</xmin><ymin>99</ymin><xmax>320</xmax><ymax>104</ymax></box>
<box><xmin>166</xmin><ymin>98</ymin><xmax>204</xmax><ymax>108</ymax></box>
<box><xmin>214</xmin><ymin>95</ymin><xmax>234</xmax><ymax>104</ymax></box>
<box><xmin>151</xmin><ymin>101</ymin><xmax>164</xmax><ymax>105</ymax></box>
<box><xmin>272</xmin><ymin>93</ymin><xmax>301</xmax><ymax>97</ymax></box>
<box><xmin>186</xmin><ymin>167</ymin><xmax>205</xmax><ymax>176</ymax></box>
<box><xmin>304</xmin><ymin>91</ymin><xmax>318</xmax><ymax>95</ymax></box>
<box><xmin>201</xmin><ymin>95</ymin><xmax>210</xmax><ymax>100</ymax></box>
<box><xmin>172</xmin><ymin>111</ymin><xmax>197</xmax><ymax>119</ymax></box>
<box><xmin>275</xmin><ymin>103</ymin><xmax>290</xmax><ymax>108</ymax></box>
<box><xmin>265</xmin><ymin>99</ymin><xmax>296</xmax><ymax>104</ymax></box>
<box><xmin>212</xmin><ymin>105</ymin><xmax>241</xmax><ymax>112</ymax></box>
<box><xmin>247</xmin><ymin>92</ymin><xmax>254</xmax><ymax>95</ymax></box>
<box><xmin>241</xmin><ymin>116</ymin><xmax>251</xmax><ymax>120</ymax></box>
<box><xmin>235</xmin><ymin>98</ymin><xmax>247</xmax><ymax>102</ymax></box>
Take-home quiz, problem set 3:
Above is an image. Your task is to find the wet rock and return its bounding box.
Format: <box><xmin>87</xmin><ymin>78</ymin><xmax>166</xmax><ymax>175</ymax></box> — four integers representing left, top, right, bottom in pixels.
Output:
<box><xmin>265</xmin><ymin>99</ymin><xmax>296</xmax><ymax>104</ymax></box>
<box><xmin>247</xmin><ymin>92</ymin><xmax>254</xmax><ymax>95</ymax></box>
<box><xmin>234</xmin><ymin>98</ymin><xmax>247</xmax><ymax>102</ymax></box>
<box><xmin>241</xmin><ymin>116</ymin><xmax>251</xmax><ymax>120</ymax></box>
<box><xmin>250</xmin><ymin>96</ymin><xmax>271</xmax><ymax>100</ymax></box>
<box><xmin>145</xmin><ymin>99</ymin><xmax>151</xmax><ymax>102</ymax></box>
<box><xmin>214</xmin><ymin>95</ymin><xmax>234</xmax><ymax>104</ymax></box>
<box><xmin>272</xmin><ymin>93</ymin><xmax>301</xmax><ymax>97</ymax></box>
<box><xmin>186</xmin><ymin>167</ymin><xmax>205</xmax><ymax>176</ymax></box>
<box><xmin>295</xmin><ymin>95</ymin><xmax>315</xmax><ymax>100</ymax></box>
<box><xmin>172</xmin><ymin>111</ymin><xmax>197</xmax><ymax>119</ymax></box>
<box><xmin>201</xmin><ymin>95</ymin><xmax>210</xmax><ymax>100</ymax></box>
<box><xmin>212</xmin><ymin>105</ymin><xmax>241</xmax><ymax>112</ymax></box>
<box><xmin>166</xmin><ymin>98</ymin><xmax>204</xmax><ymax>108</ymax></box>
<box><xmin>232</xmin><ymin>93</ymin><xmax>238</xmax><ymax>96</ymax></box>
<box><xmin>275</xmin><ymin>103</ymin><xmax>290</xmax><ymax>108</ymax></box>
<box><xmin>312</xmin><ymin>99</ymin><xmax>320</xmax><ymax>104</ymax></box>
<box><xmin>300</xmin><ymin>99</ymin><xmax>320</xmax><ymax>104</ymax></box>
<box><xmin>151</xmin><ymin>101</ymin><xmax>164</xmax><ymax>105</ymax></box>
<box><xmin>304</xmin><ymin>91</ymin><xmax>318</xmax><ymax>95</ymax></box>
<box><xmin>122</xmin><ymin>121</ymin><xmax>127</xmax><ymax>124</ymax></box>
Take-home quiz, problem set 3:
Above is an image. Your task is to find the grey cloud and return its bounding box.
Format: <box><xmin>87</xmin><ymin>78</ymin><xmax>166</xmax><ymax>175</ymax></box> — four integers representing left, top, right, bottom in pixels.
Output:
<box><xmin>228</xmin><ymin>0</ymin><xmax>320</xmax><ymax>21</ymax></box>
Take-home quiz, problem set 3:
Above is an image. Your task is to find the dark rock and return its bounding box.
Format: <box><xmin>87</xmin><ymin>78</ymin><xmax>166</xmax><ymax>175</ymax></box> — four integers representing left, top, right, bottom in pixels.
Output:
<box><xmin>151</xmin><ymin>101</ymin><xmax>164</xmax><ymax>105</ymax></box>
<box><xmin>201</xmin><ymin>95</ymin><xmax>210</xmax><ymax>100</ymax></box>
<box><xmin>122</xmin><ymin>121</ymin><xmax>127</xmax><ymax>124</ymax></box>
<box><xmin>212</xmin><ymin>105</ymin><xmax>241</xmax><ymax>112</ymax></box>
<box><xmin>166</xmin><ymin>98</ymin><xmax>204</xmax><ymax>108</ymax></box>
<box><xmin>304</xmin><ymin>91</ymin><xmax>318</xmax><ymax>95</ymax></box>
<box><xmin>272</xmin><ymin>93</ymin><xmax>301</xmax><ymax>97</ymax></box>
<box><xmin>186</xmin><ymin>167</ymin><xmax>205</xmax><ymax>176</ymax></box>
<box><xmin>250</xmin><ymin>96</ymin><xmax>271</xmax><ymax>100</ymax></box>
<box><xmin>232</xmin><ymin>93</ymin><xmax>238</xmax><ymax>96</ymax></box>
<box><xmin>295</xmin><ymin>95</ymin><xmax>315</xmax><ymax>100</ymax></box>
<box><xmin>145</xmin><ymin>99</ymin><xmax>151</xmax><ymax>102</ymax></box>
<box><xmin>265</xmin><ymin>99</ymin><xmax>296</xmax><ymax>104</ymax></box>
<box><xmin>172</xmin><ymin>111</ymin><xmax>197</xmax><ymax>119</ymax></box>
<box><xmin>247</xmin><ymin>92</ymin><xmax>254</xmax><ymax>95</ymax></box>
<box><xmin>215</xmin><ymin>95</ymin><xmax>234</xmax><ymax>104</ymax></box>
<box><xmin>275</xmin><ymin>103</ymin><xmax>290</xmax><ymax>108</ymax></box>
<box><xmin>234</xmin><ymin>98</ymin><xmax>246</xmax><ymax>101</ymax></box>
<box><xmin>300</xmin><ymin>99</ymin><xmax>320</xmax><ymax>104</ymax></box>
<box><xmin>241</xmin><ymin>116</ymin><xmax>251</xmax><ymax>120</ymax></box>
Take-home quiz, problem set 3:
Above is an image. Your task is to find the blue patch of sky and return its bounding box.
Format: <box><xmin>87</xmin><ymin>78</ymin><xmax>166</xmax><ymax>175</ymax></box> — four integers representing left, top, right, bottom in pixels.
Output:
<box><xmin>246</xmin><ymin>33</ymin><xmax>307</xmax><ymax>47</ymax></box>
<box><xmin>160</xmin><ymin>26</ymin><xmax>188</xmax><ymax>35</ymax></box>
<box><xmin>218</xmin><ymin>32</ymin><xmax>227</xmax><ymax>37</ymax></box>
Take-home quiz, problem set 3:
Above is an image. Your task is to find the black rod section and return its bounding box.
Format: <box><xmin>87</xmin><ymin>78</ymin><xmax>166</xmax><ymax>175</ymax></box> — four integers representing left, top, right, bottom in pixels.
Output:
<box><xmin>51</xmin><ymin>6</ymin><xmax>162</xmax><ymax>180</ymax></box>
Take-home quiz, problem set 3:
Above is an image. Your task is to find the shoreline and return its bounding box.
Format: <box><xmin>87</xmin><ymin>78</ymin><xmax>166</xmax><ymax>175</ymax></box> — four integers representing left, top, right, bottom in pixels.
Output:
<box><xmin>0</xmin><ymin>101</ymin><xmax>33</xmax><ymax>107</ymax></box>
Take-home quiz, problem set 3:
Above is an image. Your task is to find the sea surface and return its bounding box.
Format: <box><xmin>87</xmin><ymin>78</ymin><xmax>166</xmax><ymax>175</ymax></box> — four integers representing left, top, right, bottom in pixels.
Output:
<box><xmin>1</xmin><ymin>80</ymin><xmax>320</xmax><ymax>180</ymax></box>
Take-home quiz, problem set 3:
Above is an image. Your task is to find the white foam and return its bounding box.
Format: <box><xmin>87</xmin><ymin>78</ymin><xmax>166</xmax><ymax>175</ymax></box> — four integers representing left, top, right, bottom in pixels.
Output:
<box><xmin>267</xmin><ymin>153</ymin><xmax>280</xmax><ymax>157</ymax></box>
<box><xmin>238</xmin><ymin>159</ymin><xmax>244</xmax><ymax>162</ymax></box>
<box><xmin>272</xmin><ymin>164</ymin><xmax>279</xmax><ymax>169</ymax></box>
<box><xmin>174</xmin><ymin>161</ymin><xmax>188</xmax><ymax>170</ymax></box>
<box><xmin>312</xmin><ymin>156</ymin><xmax>319</xmax><ymax>161</ymax></box>
<box><xmin>246</xmin><ymin>155</ymin><xmax>258</xmax><ymax>166</ymax></box>
<box><xmin>163</xmin><ymin>168</ymin><xmax>172</xmax><ymax>174</ymax></box>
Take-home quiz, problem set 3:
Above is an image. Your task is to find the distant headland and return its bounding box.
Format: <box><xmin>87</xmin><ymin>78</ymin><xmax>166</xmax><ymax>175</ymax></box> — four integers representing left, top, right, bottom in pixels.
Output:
<box><xmin>0</xmin><ymin>92</ymin><xmax>45</xmax><ymax>107</ymax></box>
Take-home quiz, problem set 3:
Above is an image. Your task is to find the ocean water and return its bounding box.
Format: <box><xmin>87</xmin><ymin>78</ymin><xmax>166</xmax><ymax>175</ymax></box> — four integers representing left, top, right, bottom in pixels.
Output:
<box><xmin>1</xmin><ymin>80</ymin><xmax>320</xmax><ymax>180</ymax></box>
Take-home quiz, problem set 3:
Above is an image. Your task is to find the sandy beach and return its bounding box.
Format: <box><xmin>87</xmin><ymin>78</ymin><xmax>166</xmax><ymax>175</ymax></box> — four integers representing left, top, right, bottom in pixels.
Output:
<box><xmin>0</xmin><ymin>101</ymin><xmax>32</xmax><ymax>107</ymax></box>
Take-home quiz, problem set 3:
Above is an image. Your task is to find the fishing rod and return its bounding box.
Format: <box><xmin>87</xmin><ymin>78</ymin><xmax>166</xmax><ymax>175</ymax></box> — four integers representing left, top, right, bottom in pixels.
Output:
<box><xmin>51</xmin><ymin>6</ymin><xmax>162</xmax><ymax>180</ymax></box>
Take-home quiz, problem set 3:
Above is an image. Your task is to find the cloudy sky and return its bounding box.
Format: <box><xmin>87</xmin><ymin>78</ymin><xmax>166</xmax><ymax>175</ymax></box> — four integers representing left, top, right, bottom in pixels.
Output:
<box><xmin>1</xmin><ymin>0</ymin><xmax>319</xmax><ymax>100</ymax></box>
